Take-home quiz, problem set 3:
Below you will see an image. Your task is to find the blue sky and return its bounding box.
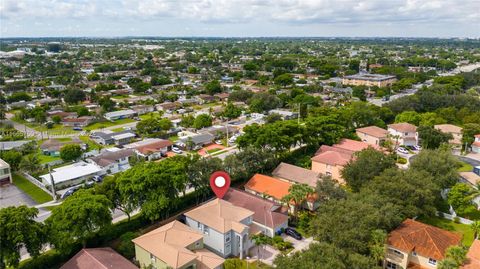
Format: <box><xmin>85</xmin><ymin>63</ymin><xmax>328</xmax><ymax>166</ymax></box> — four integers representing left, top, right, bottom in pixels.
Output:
<box><xmin>1</xmin><ymin>0</ymin><xmax>479</xmax><ymax>38</ymax></box>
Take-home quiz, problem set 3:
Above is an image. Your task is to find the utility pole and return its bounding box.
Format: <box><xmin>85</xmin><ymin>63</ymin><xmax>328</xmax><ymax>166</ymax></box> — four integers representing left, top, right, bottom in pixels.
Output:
<box><xmin>48</xmin><ymin>164</ymin><xmax>57</xmax><ymax>202</ymax></box>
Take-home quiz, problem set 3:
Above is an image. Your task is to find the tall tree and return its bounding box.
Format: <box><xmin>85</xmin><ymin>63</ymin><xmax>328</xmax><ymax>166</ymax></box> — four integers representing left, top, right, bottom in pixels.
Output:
<box><xmin>46</xmin><ymin>190</ymin><xmax>112</xmax><ymax>251</ymax></box>
<box><xmin>0</xmin><ymin>206</ymin><xmax>45</xmax><ymax>269</ymax></box>
<box><xmin>60</xmin><ymin>144</ymin><xmax>82</xmax><ymax>162</ymax></box>
<box><xmin>94</xmin><ymin>176</ymin><xmax>136</xmax><ymax>221</ymax></box>
<box><xmin>341</xmin><ymin>148</ymin><xmax>396</xmax><ymax>192</ymax></box>
<box><xmin>282</xmin><ymin>184</ymin><xmax>314</xmax><ymax>221</ymax></box>
<box><xmin>418</xmin><ymin>126</ymin><xmax>452</xmax><ymax>149</ymax></box>
<box><xmin>19</xmin><ymin>154</ymin><xmax>41</xmax><ymax>174</ymax></box>
<box><xmin>409</xmin><ymin>149</ymin><xmax>459</xmax><ymax>189</ymax></box>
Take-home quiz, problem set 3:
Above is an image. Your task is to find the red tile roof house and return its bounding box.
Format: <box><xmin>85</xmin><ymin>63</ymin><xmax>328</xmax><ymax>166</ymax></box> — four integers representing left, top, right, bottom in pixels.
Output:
<box><xmin>311</xmin><ymin>139</ymin><xmax>379</xmax><ymax>184</ymax></box>
<box><xmin>60</xmin><ymin>247</ymin><xmax>138</xmax><ymax>269</ymax></box>
<box><xmin>244</xmin><ymin>173</ymin><xmax>318</xmax><ymax>213</ymax></box>
<box><xmin>223</xmin><ymin>188</ymin><xmax>289</xmax><ymax>237</ymax></box>
<box><xmin>384</xmin><ymin>219</ymin><xmax>462</xmax><ymax>269</ymax></box>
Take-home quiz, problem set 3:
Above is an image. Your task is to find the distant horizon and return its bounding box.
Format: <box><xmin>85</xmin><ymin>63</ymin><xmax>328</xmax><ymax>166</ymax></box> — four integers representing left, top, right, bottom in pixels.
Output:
<box><xmin>1</xmin><ymin>35</ymin><xmax>479</xmax><ymax>40</ymax></box>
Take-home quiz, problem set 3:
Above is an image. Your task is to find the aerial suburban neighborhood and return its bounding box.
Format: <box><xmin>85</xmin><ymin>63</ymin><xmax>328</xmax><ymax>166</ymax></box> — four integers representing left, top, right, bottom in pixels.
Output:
<box><xmin>1</xmin><ymin>1</ymin><xmax>480</xmax><ymax>269</ymax></box>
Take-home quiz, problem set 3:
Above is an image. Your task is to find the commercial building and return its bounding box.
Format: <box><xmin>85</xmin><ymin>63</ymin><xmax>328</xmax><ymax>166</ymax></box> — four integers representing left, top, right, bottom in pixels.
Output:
<box><xmin>342</xmin><ymin>73</ymin><xmax>397</xmax><ymax>87</ymax></box>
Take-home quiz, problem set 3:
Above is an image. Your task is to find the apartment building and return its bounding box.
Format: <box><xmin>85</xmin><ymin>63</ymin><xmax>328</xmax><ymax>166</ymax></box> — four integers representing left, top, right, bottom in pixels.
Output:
<box><xmin>342</xmin><ymin>73</ymin><xmax>397</xmax><ymax>87</ymax></box>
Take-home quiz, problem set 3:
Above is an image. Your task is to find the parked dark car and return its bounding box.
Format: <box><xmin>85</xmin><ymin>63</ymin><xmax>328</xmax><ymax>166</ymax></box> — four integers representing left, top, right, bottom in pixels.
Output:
<box><xmin>60</xmin><ymin>186</ymin><xmax>80</xmax><ymax>199</ymax></box>
<box><xmin>92</xmin><ymin>175</ymin><xmax>104</xmax><ymax>183</ymax></box>
<box><xmin>285</xmin><ymin>227</ymin><xmax>302</xmax><ymax>240</ymax></box>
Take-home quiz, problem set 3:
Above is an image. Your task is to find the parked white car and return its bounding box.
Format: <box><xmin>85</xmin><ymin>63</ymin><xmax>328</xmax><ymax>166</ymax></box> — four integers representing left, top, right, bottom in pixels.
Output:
<box><xmin>397</xmin><ymin>147</ymin><xmax>409</xmax><ymax>154</ymax></box>
<box><xmin>172</xmin><ymin>146</ymin><xmax>183</xmax><ymax>154</ymax></box>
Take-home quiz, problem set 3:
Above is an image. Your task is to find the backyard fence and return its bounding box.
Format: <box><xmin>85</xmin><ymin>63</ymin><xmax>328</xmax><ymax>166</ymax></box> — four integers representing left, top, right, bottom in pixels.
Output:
<box><xmin>436</xmin><ymin>211</ymin><xmax>474</xmax><ymax>225</ymax></box>
<box><xmin>21</xmin><ymin>172</ymin><xmax>55</xmax><ymax>198</ymax></box>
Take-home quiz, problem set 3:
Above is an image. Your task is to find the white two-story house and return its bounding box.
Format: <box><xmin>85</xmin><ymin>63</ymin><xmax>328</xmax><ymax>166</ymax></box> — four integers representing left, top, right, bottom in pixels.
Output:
<box><xmin>387</xmin><ymin>123</ymin><xmax>418</xmax><ymax>147</ymax></box>
<box><xmin>184</xmin><ymin>199</ymin><xmax>255</xmax><ymax>259</ymax></box>
<box><xmin>472</xmin><ymin>134</ymin><xmax>480</xmax><ymax>153</ymax></box>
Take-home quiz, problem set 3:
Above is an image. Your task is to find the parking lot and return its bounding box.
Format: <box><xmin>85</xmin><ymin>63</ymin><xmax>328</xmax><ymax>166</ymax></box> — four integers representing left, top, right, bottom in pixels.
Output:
<box><xmin>0</xmin><ymin>184</ymin><xmax>37</xmax><ymax>208</ymax></box>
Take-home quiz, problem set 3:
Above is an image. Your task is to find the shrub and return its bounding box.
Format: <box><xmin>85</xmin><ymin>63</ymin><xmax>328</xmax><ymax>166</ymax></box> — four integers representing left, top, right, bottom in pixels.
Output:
<box><xmin>115</xmin><ymin>232</ymin><xmax>140</xmax><ymax>259</ymax></box>
<box><xmin>453</xmin><ymin>216</ymin><xmax>461</xmax><ymax>223</ymax></box>
<box><xmin>397</xmin><ymin>157</ymin><xmax>407</xmax><ymax>164</ymax></box>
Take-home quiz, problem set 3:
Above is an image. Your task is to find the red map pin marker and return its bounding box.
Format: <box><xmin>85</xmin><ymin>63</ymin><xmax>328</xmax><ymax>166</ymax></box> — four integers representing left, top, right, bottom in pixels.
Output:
<box><xmin>210</xmin><ymin>171</ymin><xmax>231</xmax><ymax>199</ymax></box>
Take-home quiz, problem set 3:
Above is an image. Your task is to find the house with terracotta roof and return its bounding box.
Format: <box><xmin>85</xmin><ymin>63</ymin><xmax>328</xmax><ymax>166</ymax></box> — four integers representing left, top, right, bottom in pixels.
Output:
<box><xmin>223</xmin><ymin>188</ymin><xmax>289</xmax><ymax>237</ymax></box>
<box><xmin>60</xmin><ymin>247</ymin><xmax>138</xmax><ymax>269</ymax></box>
<box><xmin>132</xmin><ymin>220</ymin><xmax>224</xmax><ymax>269</ymax></box>
<box><xmin>184</xmin><ymin>199</ymin><xmax>254</xmax><ymax>259</ymax></box>
<box><xmin>434</xmin><ymin>124</ymin><xmax>463</xmax><ymax>147</ymax></box>
<box><xmin>272</xmin><ymin>162</ymin><xmax>321</xmax><ymax>188</ymax></box>
<box><xmin>472</xmin><ymin>134</ymin><xmax>480</xmax><ymax>154</ymax></box>
<box><xmin>461</xmin><ymin>239</ymin><xmax>480</xmax><ymax>269</ymax></box>
<box><xmin>356</xmin><ymin>126</ymin><xmax>389</xmax><ymax>146</ymax></box>
<box><xmin>311</xmin><ymin>139</ymin><xmax>377</xmax><ymax>184</ymax></box>
<box><xmin>124</xmin><ymin>139</ymin><xmax>172</xmax><ymax>161</ymax></box>
<box><xmin>384</xmin><ymin>219</ymin><xmax>462</xmax><ymax>269</ymax></box>
<box><xmin>245</xmin><ymin>174</ymin><xmax>292</xmax><ymax>203</ymax></box>
<box><xmin>245</xmin><ymin>173</ymin><xmax>318</xmax><ymax>212</ymax></box>
<box><xmin>387</xmin><ymin>123</ymin><xmax>418</xmax><ymax>147</ymax></box>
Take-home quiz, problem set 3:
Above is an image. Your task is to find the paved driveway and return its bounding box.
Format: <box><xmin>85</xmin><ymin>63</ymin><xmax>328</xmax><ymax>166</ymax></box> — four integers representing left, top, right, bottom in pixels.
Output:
<box><xmin>0</xmin><ymin>184</ymin><xmax>36</xmax><ymax>208</ymax></box>
<box><xmin>282</xmin><ymin>234</ymin><xmax>314</xmax><ymax>254</ymax></box>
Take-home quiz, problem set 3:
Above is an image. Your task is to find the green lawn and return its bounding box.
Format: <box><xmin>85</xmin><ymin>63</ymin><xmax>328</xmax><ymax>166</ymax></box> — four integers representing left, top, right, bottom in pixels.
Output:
<box><xmin>12</xmin><ymin>173</ymin><xmax>53</xmax><ymax>204</ymax></box>
<box><xmin>458</xmin><ymin>162</ymin><xmax>473</xmax><ymax>172</ymax></box>
<box><xmin>417</xmin><ymin>216</ymin><xmax>475</xmax><ymax>246</ymax></box>
<box><xmin>84</xmin><ymin>118</ymin><xmax>135</xmax><ymax>131</ymax></box>
<box><xmin>139</xmin><ymin>112</ymin><xmax>161</xmax><ymax>120</ymax></box>
<box><xmin>206</xmin><ymin>148</ymin><xmax>223</xmax><ymax>154</ymax></box>
<box><xmin>168</xmin><ymin>135</ymin><xmax>179</xmax><ymax>142</ymax></box>
<box><xmin>37</xmin><ymin>151</ymin><xmax>61</xmax><ymax>164</ymax></box>
<box><xmin>79</xmin><ymin>135</ymin><xmax>102</xmax><ymax>150</ymax></box>
<box><xmin>111</xmin><ymin>127</ymin><xmax>125</xmax><ymax>132</ymax></box>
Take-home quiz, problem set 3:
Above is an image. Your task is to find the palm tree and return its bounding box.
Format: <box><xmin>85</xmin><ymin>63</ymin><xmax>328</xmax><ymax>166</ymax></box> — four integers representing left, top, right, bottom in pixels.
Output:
<box><xmin>471</xmin><ymin>220</ymin><xmax>480</xmax><ymax>240</ymax></box>
<box><xmin>19</xmin><ymin>154</ymin><xmax>41</xmax><ymax>174</ymax></box>
<box><xmin>282</xmin><ymin>184</ymin><xmax>314</xmax><ymax>222</ymax></box>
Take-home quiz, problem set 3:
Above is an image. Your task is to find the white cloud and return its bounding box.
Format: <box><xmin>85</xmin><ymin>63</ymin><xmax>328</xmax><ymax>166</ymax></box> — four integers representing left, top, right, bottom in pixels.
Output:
<box><xmin>1</xmin><ymin>0</ymin><xmax>478</xmax><ymax>37</ymax></box>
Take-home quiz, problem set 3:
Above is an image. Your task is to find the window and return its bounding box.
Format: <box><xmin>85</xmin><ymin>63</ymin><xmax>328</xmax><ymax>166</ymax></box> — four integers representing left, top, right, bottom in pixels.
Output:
<box><xmin>326</xmin><ymin>172</ymin><xmax>332</xmax><ymax>176</ymax></box>
<box><xmin>393</xmin><ymin>250</ymin><xmax>402</xmax><ymax>256</ymax></box>
<box><xmin>428</xmin><ymin>258</ymin><xmax>437</xmax><ymax>265</ymax></box>
<box><xmin>226</xmin><ymin>233</ymin><xmax>231</xmax><ymax>243</ymax></box>
<box><xmin>412</xmin><ymin>251</ymin><xmax>417</xmax><ymax>256</ymax></box>
<box><xmin>150</xmin><ymin>253</ymin><xmax>156</xmax><ymax>262</ymax></box>
<box><xmin>386</xmin><ymin>261</ymin><xmax>397</xmax><ymax>269</ymax></box>
<box><xmin>195</xmin><ymin>241</ymin><xmax>201</xmax><ymax>248</ymax></box>
<box><xmin>203</xmin><ymin>225</ymin><xmax>210</xmax><ymax>235</ymax></box>
<box><xmin>197</xmin><ymin>222</ymin><xmax>202</xmax><ymax>229</ymax></box>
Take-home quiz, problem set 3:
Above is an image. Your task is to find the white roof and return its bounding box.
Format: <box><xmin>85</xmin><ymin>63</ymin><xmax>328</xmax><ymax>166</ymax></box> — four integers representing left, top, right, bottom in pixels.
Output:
<box><xmin>40</xmin><ymin>161</ymin><xmax>102</xmax><ymax>184</ymax></box>
<box><xmin>0</xmin><ymin>158</ymin><xmax>10</xmax><ymax>168</ymax></box>
<box><xmin>112</xmin><ymin>132</ymin><xmax>136</xmax><ymax>140</ymax></box>
<box><xmin>104</xmin><ymin>109</ymin><xmax>136</xmax><ymax>118</ymax></box>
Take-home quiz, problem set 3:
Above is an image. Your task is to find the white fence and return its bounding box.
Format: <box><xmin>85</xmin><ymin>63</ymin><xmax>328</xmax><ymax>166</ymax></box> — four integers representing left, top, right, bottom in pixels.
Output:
<box><xmin>436</xmin><ymin>211</ymin><xmax>474</xmax><ymax>225</ymax></box>
<box><xmin>21</xmin><ymin>172</ymin><xmax>55</xmax><ymax>198</ymax></box>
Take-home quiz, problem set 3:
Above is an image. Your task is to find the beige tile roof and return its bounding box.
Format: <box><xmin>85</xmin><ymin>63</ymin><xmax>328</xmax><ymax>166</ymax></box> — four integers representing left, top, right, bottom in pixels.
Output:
<box><xmin>356</xmin><ymin>126</ymin><xmax>389</xmax><ymax>138</ymax></box>
<box><xmin>272</xmin><ymin>162</ymin><xmax>320</xmax><ymax>187</ymax></box>
<box><xmin>388</xmin><ymin>123</ymin><xmax>417</xmax><ymax>133</ymax></box>
<box><xmin>434</xmin><ymin>124</ymin><xmax>463</xmax><ymax>134</ymax></box>
<box><xmin>60</xmin><ymin>247</ymin><xmax>138</xmax><ymax>269</ymax></box>
<box><xmin>461</xmin><ymin>239</ymin><xmax>480</xmax><ymax>269</ymax></box>
<box><xmin>132</xmin><ymin>221</ymin><xmax>202</xmax><ymax>269</ymax></box>
<box><xmin>184</xmin><ymin>199</ymin><xmax>254</xmax><ymax>234</ymax></box>
<box><xmin>195</xmin><ymin>249</ymin><xmax>225</xmax><ymax>269</ymax></box>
